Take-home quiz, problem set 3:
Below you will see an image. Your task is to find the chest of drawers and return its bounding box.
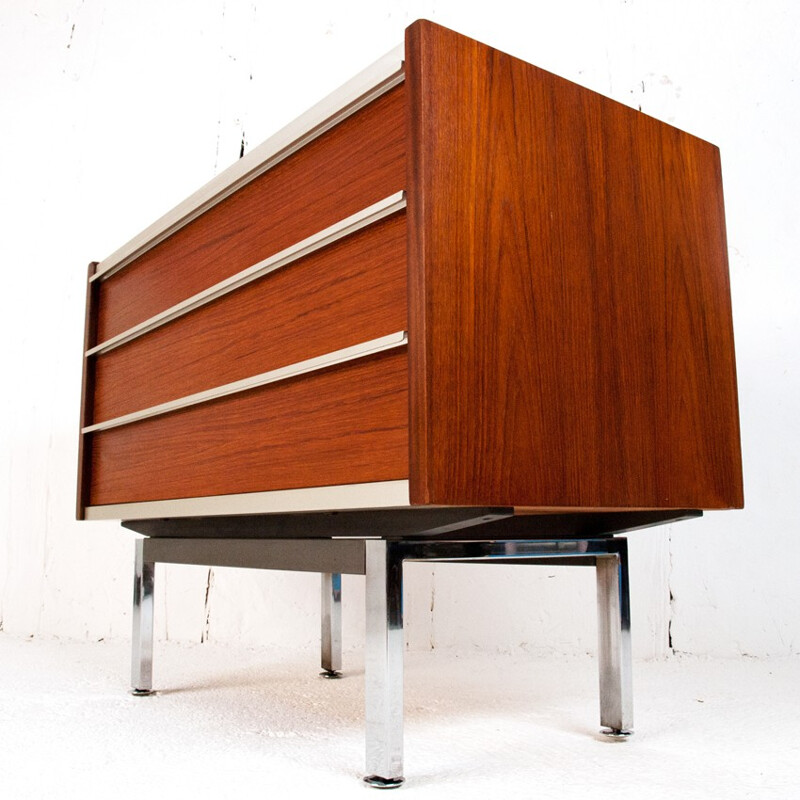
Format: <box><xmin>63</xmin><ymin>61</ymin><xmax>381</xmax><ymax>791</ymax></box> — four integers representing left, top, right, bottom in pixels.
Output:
<box><xmin>77</xmin><ymin>20</ymin><xmax>743</xmax><ymax>788</ymax></box>
<box><xmin>78</xmin><ymin>20</ymin><xmax>742</xmax><ymax>521</ymax></box>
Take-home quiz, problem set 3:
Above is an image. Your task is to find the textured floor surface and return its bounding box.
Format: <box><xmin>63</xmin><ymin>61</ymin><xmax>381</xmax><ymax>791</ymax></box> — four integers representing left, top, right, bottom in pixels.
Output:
<box><xmin>0</xmin><ymin>634</ymin><xmax>797</xmax><ymax>799</ymax></box>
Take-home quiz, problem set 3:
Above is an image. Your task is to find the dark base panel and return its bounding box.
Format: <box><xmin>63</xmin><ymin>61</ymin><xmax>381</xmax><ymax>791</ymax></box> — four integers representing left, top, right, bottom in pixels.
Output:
<box><xmin>123</xmin><ymin>507</ymin><xmax>700</xmax><ymax>540</ymax></box>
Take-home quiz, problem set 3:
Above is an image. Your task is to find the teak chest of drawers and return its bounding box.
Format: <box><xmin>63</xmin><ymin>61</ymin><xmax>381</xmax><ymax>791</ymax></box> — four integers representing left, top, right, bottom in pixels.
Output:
<box><xmin>78</xmin><ymin>20</ymin><xmax>743</xmax><ymax>788</ymax></box>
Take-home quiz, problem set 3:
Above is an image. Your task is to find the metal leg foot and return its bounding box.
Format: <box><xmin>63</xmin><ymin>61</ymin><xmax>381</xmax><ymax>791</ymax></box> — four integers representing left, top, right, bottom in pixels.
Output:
<box><xmin>131</xmin><ymin>538</ymin><xmax>155</xmax><ymax>695</ymax></box>
<box><xmin>363</xmin><ymin>775</ymin><xmax>405</xmax><ymax>789</ymax></box>
<box><xmin>363</xmin><ymin>540</ymin><xmax>404</xmax><ymax>787</ymax></box>
<box><xmin>320</xmin><ymin>572</ymin><xmax>343</xmax><ymax>678</ymax></box>
<box><xmin>600</xmin><ymin>728</ymin><xmax>634</xmax><ymax>739</ymax></box>
<box><xmin>596</xmin><ymin>540</ymin><xmax>633</xmax><ymax>736</ymax></box>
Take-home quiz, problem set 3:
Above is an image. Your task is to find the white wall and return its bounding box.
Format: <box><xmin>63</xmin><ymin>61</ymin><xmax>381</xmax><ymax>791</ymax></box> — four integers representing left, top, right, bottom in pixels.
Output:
<box><xmin>1</xmin><ymin>0</ymin><xmax>797</xmax><ymax>659</ymax></box>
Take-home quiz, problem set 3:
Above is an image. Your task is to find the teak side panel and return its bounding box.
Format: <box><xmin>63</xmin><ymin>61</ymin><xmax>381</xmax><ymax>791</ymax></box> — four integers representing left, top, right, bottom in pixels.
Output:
<box><xmin>92</xmin><ymin>212</ymin><xmax>407</xmax><ymax>422</ymax></box>
<box><xmin>406</xmin><ymin>20</ymin><xmax>743</xmax><ymax>509</ymax></box>
<box><xmin>96</xmin><ymin>84</ymin><xmax>406</xmax><ymax>343</ymax></box>
<box><xmin>88</xmin><ymin>350</ymin><xmax>409</xmax><ymax>506</ymax></box>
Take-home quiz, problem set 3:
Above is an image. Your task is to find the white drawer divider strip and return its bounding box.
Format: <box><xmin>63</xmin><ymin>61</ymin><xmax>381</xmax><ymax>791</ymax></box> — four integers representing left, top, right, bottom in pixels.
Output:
<box><xmin>87</xmin><ymin>191</ymin><xmax>406</xmax><ymax>356</ymax></box>
<box><xmin>92</xmin><ymin>44</ymin><xmax>405</xmax><ymax>281</ymax></box>
<box><xmin>83</xmin><ymin>330</ymin><xmax>408</xmax><ymax>434</ymax></box>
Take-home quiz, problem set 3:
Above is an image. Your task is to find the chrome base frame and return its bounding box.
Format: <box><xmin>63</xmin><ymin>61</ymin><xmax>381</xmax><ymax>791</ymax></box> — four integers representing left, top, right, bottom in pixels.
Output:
<box><xmin>128</xmin><ymin>534</ymin><xmax>634</xmax><ymax>786</ymax></box>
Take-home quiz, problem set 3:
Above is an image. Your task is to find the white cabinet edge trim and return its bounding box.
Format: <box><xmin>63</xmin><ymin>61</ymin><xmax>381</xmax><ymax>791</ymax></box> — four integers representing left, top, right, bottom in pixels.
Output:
<box><xmin>83</xmin><ymin>479</ymin><xmax>411</xmax><ymax>520</ymax></box>
<box><xmin>83</xmin><ymin>330</ymin><xmax>408</xmax><ymax>433</ymax></box>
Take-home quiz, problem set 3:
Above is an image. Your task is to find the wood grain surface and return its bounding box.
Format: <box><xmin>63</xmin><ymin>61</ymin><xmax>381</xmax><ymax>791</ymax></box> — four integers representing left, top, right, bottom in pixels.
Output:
<box><xmin>406</xmin><ymin>20</ymin><xmax>743</xmax><ymax>509</ymax></box>
<box><xmin>92</xmin><ymin>212</ymin><xmax>407</xmax><ymax>422</ymax></box>
<box><xmin>88</xmin><ymin>349</ymin><xmax>408</xmax><ymax>505</ymax></box>
<box><xmin>96</xmin><ymin>84</ymin><xmax>405</xmax><ymax>343</ymax></box>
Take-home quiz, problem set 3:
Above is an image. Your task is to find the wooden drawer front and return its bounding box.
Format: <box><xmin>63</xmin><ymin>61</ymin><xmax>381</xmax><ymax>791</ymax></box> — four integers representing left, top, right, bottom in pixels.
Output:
<box><xmin>88</xmin><ymin>348</ymin><xmax>409</xmax><ymax>506</ymax></box>
<box><xmin>95</xmin><ymin>83</ymin><xmax>406</xmax><ymax>344</ymax></box>
<box><xmin>91</xmin><ymin>211</ymin><xmax>407</xmax><ymax>424</ymax></box>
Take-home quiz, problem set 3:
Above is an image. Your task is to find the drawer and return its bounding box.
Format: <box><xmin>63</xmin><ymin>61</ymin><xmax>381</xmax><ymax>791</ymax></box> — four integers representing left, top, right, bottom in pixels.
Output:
<box><xmin>91</xmin><ymin>210</ymin><xmax>407</xmax><ymax>423</ymax></box>
<box><xmin>94</xmin><ymin>82</ymin><xmax>406</xmax><ymax>344</ymax></box>
<box><xmin>88</xmin><ymin>347</ymin><xmax>409</xmax><ymax>506</ymax></box>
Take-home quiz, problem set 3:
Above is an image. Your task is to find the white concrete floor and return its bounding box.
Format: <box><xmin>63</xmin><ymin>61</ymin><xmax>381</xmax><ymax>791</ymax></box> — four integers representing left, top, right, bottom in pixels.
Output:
<box><xmin>0</xmin><ymin>634</ymin><xmax>797</xmax><ymax>799</ymax></box>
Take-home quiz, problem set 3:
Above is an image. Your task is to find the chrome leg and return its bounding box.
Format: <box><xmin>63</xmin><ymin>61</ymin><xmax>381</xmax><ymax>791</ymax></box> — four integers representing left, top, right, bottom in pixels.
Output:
<box><xmin>131</xmin><ymin>538</ymin><xmax>155</xmax><ymax>696</ymax></box>
<box><xmin>596</xmin><ymin>542</ymin><xmax>633</xmax><ymax>737</ymax></box>
<box><xmin>320</xmin><ymin>572</ymin><xmax>343</xmax><ymax>678</ymax></box>
<box><xmin>363</xmin><ymin>540</ymin><xmax>404</xmax><ymax>789</ymax></box>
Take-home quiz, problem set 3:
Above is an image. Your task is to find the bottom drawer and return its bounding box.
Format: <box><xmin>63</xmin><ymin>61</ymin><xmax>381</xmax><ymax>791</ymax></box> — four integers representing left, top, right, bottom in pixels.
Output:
<box><xmin>87</xmin><ymin>348</ymin><xmax>409</xmax><ymax>506</ymax></box>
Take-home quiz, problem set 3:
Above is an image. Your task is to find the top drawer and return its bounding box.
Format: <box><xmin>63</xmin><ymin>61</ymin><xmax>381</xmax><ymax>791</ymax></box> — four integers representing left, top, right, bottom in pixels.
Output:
<box><xmin>94</xmin><ymin>82</ymin><xmax>406</xmax><ymax>345</ymax></box>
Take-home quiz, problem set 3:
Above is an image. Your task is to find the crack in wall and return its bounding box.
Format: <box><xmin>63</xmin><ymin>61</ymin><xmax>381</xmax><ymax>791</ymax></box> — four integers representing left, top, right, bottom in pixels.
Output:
<box><xmin>429</xmin><ymin>570</ymin><xmax>435</xmax><ymax>650</ymax></box>
<box><xmin>213</xmin><ymin>118</ymin><xmax>222</xmax><ymax>172</ymax></box>
<box><xmin>668</xmin><ymin>530</ymin><xmax>675</xmax><ymax>654</ymax></box>
<box><xmin>201</xmin><ymin>567</ymin><xmax>215</xmax><ymax>643</ymax></box>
